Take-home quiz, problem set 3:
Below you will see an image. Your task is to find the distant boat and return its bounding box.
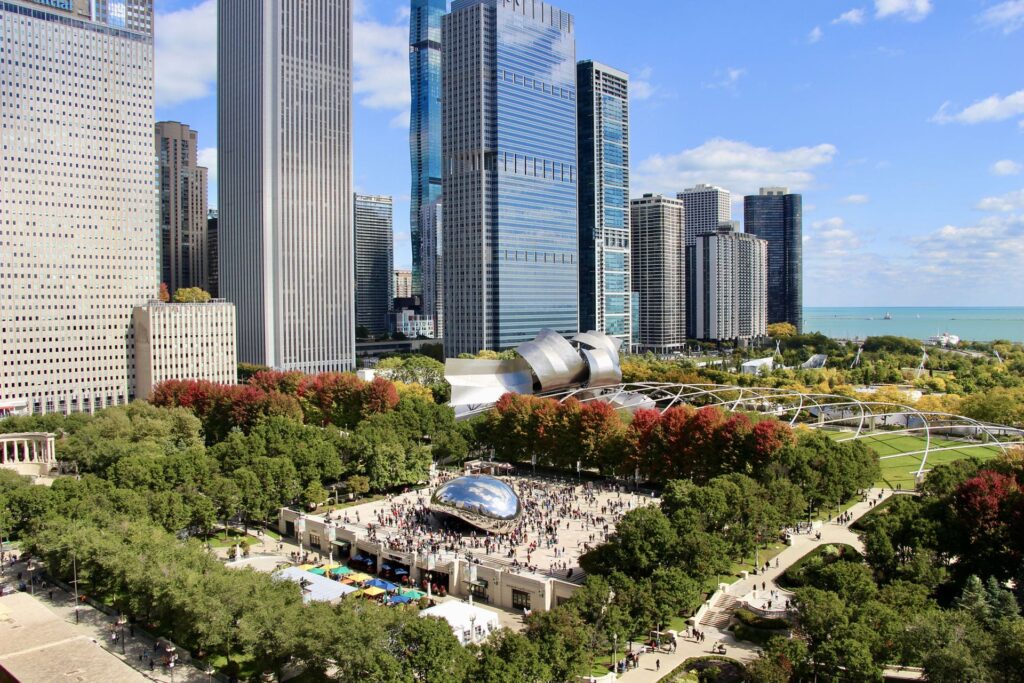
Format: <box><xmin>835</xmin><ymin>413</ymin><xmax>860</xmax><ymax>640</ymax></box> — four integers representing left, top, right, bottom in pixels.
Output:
<box><xmin>883</xmin><ymin>312</ymin><xmax>893</xmax><ymax>320</ymax></box>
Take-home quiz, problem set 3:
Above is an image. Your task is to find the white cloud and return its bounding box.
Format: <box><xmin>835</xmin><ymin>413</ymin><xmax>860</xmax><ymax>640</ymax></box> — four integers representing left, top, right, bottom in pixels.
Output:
<box><xmin>976</xmin><ymin>189</ymin><xmax>1024</xmax><ymax>212</ymax></box>
<box><xmin>154</xmin><ymin>0</ymin><xmax>217</xmax><ymax>107</ymax></box>
<box><xmin>978</xmin><ymin>1</ymin><xmax>1024</xmax><ymax>34</ymax></box>
<box><xmin>875</xmin><ymin>0</ymin><xmax>933</xmax><ymax>22</ymax></box>
<box><xmin>198</xmin><ymin>147</ymin><xmax>217</xmax><ymax>185</ymax></box>
<box><xmin>992</xmin><ymin>160</ymin><xmax>1023</xmax><ymax>176</ymax></box>
<box><xmin>704</xmin><ymin>67</ymin><xmax>747</xmax><ymax>91</ymax></box>
<box><xmin>808</xmin><ymin>26</ymin><xmax>824</xmax><ymax>43</ymax></box>
<box><xmin>932</xmin><ymin>90</ymin><xmax>1024</xmax><ymax>125</ymax></box>
<box><xmin>632</xmin><ymin>67</ymin><xmax>657</xmax><ymax>101</ymax></box>
<box><xmin>353</xmin><ymin>15</ymin><xmax>410</xmax><ymax>114</ymax></box>
<box><xmin>632</xmin><ymin>138</ymin><xmax>838</xmax><ymax>197</ymax></box>
<box><xmin>842</xmin><ymin>194</ymin><xmax>871</xmax><ymax>204</ymax></box>
<box><xmin>833</xmin><ymin>8</ymin><xmax>867</xmax><ymax>24</ymax></box>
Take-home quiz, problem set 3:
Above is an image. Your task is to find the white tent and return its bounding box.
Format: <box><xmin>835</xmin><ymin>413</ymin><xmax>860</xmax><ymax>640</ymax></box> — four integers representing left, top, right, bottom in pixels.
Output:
<box><xmin>419</xmin><ymin>601</ymin><xmax>501</xmax><ymax>645</ymax></box>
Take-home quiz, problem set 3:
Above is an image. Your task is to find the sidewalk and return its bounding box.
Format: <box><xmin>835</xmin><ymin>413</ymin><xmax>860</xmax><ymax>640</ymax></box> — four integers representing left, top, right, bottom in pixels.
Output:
<box><xmin>0</xmin><ymin>562</ymin><xmax>214</xmax><ymax>683</ymax></box>
<box><xmin>612</xmin><ymin>488</ymin><xmax>894</xmax><ymax>682</ymax></box>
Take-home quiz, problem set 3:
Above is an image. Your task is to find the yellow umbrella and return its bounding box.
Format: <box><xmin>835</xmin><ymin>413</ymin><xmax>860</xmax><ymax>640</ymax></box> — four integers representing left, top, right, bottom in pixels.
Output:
<box><xmin>363</xmin><ymin>587</ymin><xmax>385</xmax><ymax>597</ymax></box>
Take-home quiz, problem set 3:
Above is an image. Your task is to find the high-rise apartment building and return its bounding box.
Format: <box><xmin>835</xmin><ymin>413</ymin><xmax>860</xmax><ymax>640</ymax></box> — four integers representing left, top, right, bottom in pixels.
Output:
<box><xmin>393</xmin><ymin>269</ymin><xmax>413</xmax><ymax>300</ymax></box>
<box><xmin>678</xmin><ymin>184</ymin><xmax>732</xmax><ymax>246</ymax></box>
<box><xmin>0</xmin><ymin>0</ymin><xmax>157</xmax><ymax>415</ymax></box>
<box><xmin>420</xmin><ymin>200</ymin><xmax>444</xmax><ymax>339</ymax></box>
<box><xmin>156</xmin><ymin>121</ymin><xmax>209</xmax><ymax>295</ymax></box>
<box><xmin>219</xmin><ymin>0</ymin><xmax>354</xmax><ymax>372</ymax></box>
<box><xmin>630</xmin><ymin>195</ymin><xmax>686</xmax><ymax>354</ymax></box>
<box><xmin>409</xmin><ymin>0</ymin><xmax>445</xmax><ymax>295</ymax></box>
<box><xmin>207</xmin><ymin>209</ymin><xmax>219</xmax><ymax>298</ymax></box>
<box><xmin>354</xmin><ymin>195</ymin><xmax>394</xmax><ymax>337</ymax></box>
<box><xmin>694</xmin><ymin>223</ymin><xmax>768</xmax><ymax>342</ymax></box>
<box><xmin>578</xmin><ymin>60</ymin><xmax>631</xmax><ymax>348</ymax></box>
<box><xmin>679</xmin><ymin>183</ymin><xmax>731</xmax><ymax>338</ymax></box>
<box><xmin>442</xmin><ymin>0</ymin><xmax>579</xmax><ymax>357</ymax></box>
<box><xmin>744</xmin><ymin>187</ymin><xmax>803</xmax><ymax>332</ymax></box>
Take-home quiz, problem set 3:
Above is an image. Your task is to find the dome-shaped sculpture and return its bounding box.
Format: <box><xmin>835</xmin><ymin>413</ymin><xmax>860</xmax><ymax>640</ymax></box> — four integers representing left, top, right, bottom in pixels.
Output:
<box><xmin>429</xmin><ymin>475</ymin><xmax>522</xmax><ymax>534</ymax></box>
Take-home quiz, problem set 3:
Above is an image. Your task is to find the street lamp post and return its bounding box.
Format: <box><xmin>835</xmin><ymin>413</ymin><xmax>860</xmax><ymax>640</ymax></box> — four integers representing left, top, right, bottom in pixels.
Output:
<box><xmin>72</xmin><ymin>553</ymin><xmax>80</xmax><ymax>624</ymax></box>
<box><xmin>612</xmin><ymin>632</ymin><xmax>618</xmax><ymax>675</ymax></box>
<box><xmin>117</xmin><ymin>614</ymin><xmax>127</xmax><ymax>655</ymax></box>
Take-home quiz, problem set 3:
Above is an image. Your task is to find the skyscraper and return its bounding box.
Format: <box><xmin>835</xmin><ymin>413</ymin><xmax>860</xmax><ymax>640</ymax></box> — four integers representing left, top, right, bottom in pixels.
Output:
<box><xmin>694</xmin><ymin>223</ymin><xmax>768</xmax><ymax>342</ymax></box>
<box><xmin>354</xmin><ymin>195</ymin><xmax>394</xmax><ymax>337</ymax></box>
<box><xmin>219</xmin><ymin>0</ymin><xmax>354</xmax><ymax>372</ymax></box>
<box><xmin>578</xmin><ymin>60</ymin><xmax>631</xmax><ymax>348</ymax></box>
<box><xmin>442</xmin><ymin>0</ymin><xmax>579</xmax><ymax>357</ymax></box>
<box><xmin>409</xmin><ymin>0</ymin><xmax>445</xmax><ymax>295</ymax></box>
<box><xmin>393</xmin><ymin>269</ymin><xmax>414</xmax><ymax>300</ymax></box>
<box><xmin>207</xmin><ymin>210</ymin><xmax>219</xmax><ymax>299</ymax></box>
<box><xmin>679</xmin><ymin>183</ymin><xmax>731</xmax><ymax>338</ymax></box>
<box><xmin>630</xmin><ymin>195</ymin><xmax>686</xmax><ymax>354</ymax></box>
<box><xmin>678</xmin><ymin>184</ymin><xmax>732</xmax><ymax>246</ymax></box>
<box><xmin>156</xmin><ymin>121</ymin><xmax>209</xmax><ymax>296</ymax></box>
<box><xmin>420</xmin><ymin>200</ymin><xmax>444</xmax><ymax>339</ymax></box>
<box><xmin>0</xmin><ymin>0</ymin><xmax>156</xmax><ymax>415</ymax></box>
<box><xmin>744</xmin><ymin>187</ymin><xmax>803</xmax><ymax>332</ymax></box>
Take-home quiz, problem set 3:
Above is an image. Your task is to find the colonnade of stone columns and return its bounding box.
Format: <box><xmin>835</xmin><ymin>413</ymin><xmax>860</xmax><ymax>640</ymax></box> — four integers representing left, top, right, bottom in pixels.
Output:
<box><xmin>0</xmin><ymin>434</ymin><xmax>56</xmax><ymax>466</ymax></box>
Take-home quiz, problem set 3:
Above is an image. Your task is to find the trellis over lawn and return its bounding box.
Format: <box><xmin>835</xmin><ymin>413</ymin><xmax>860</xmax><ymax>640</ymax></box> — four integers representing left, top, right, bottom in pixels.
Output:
<box><xmin>460</xmin><ymin>382</ymin><xmax>1024</xmax><ymax>485</ymax></box>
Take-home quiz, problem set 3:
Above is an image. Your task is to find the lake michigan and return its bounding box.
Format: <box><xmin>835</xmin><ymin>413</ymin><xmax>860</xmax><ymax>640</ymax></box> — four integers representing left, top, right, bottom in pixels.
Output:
<box><xmin>804</xmin><ymin>307</ymin><xmax>1024</xmax><ymax>343</ymax></box>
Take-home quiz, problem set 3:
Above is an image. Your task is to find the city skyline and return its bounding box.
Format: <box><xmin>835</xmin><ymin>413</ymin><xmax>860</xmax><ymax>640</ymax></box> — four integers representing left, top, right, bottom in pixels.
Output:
<box><xmin>154</xmin><ymin>0</ymin><xmax>1024</xmax><ymax>307</ymax></box>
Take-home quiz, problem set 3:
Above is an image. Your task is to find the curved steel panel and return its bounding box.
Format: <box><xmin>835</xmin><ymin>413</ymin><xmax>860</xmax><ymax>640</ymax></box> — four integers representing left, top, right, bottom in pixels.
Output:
<box><xmin>572</xmin><ymin>330</ymin><xmax>622</xmax><ymax>357</ymax></box>
<box><xmin>517</xmin><ymin>328</ymin><xmax>587</xmax><ymax>391</ymax></box>
<box><xmin>445</xmin><ymin>358</ymin><xmax>535</xmax><ymax>408</ymax></box>
<box><xmin>582</xmin><ymin>348</ymin><xmax>622</xmax><ymax>388</ymax></box>
<box><xmin>429</xmin><ymin>475</ymin><xmax>522</xmax><ymax>534</ymax></box>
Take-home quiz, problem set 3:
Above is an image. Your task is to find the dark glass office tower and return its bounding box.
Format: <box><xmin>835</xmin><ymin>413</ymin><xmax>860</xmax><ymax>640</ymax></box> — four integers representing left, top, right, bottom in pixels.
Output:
<box><xmin>443</xmin><ymin>0</ymin><xmax>578</xmax><ymax>357</ymax></box>
<box><xmin>578</xmin><ymin>60</ymin><xmax>631</xmax><ymax>348</ymax></box>
<box><xmin>744</xmin><ymin>188</ymin><xmax>803</xmax><ymax>332</ymax></box>
<box><xmin>409</xmin><ymin>0</ymin><xmax>445</xmax><ymax>295</ymax></box>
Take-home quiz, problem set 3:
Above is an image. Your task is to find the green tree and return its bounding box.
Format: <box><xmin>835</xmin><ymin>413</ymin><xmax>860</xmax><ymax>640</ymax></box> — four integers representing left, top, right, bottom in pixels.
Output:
<box><xmin>173</xmin><ymin>287</ymin><xmax>212</xmax><ymax>303</ymax></box>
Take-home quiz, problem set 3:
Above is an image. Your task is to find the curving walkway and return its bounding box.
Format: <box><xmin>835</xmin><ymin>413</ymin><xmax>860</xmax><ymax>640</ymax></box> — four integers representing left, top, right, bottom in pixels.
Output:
<box><xmin>611</xmin><ymin>489</ymin><xmax>905</xmax><ymax>683</ymax></box>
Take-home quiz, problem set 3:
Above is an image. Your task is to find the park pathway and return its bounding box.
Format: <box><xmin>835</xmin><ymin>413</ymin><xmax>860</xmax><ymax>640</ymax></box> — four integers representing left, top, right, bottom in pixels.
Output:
<box><xmin>610</xmin><ymin>488</ymin><xmax>902</xmax><ymax>683</ymax></box>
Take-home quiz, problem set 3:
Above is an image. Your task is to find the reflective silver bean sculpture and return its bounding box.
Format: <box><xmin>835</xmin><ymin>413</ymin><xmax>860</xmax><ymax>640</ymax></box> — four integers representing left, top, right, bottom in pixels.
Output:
<box><xmin>429</xmin><ymin>475</ymin><xmax>522</xmax><ymax>534</ymax></box>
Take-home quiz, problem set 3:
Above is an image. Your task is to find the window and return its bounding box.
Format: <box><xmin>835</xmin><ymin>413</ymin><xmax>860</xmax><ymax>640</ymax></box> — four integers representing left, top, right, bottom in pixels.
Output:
<box><xmin>512</xmin><ymin>589</ymin><xmax>531</xmax><ymax>610</ymax></box>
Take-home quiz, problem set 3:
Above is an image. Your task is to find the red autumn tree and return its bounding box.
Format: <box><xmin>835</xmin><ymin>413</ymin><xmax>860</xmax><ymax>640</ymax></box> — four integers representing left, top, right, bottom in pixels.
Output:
<box><xmin>361</xmin><ymin>376</ymin><xmax>400</xmax><ymax>419</ymax></box>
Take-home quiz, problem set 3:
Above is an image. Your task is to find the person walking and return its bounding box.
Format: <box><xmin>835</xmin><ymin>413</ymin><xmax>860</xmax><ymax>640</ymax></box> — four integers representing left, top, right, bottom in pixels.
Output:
<box><xmin>656</xmin><ymin>659</ymin><xmax>660</xmax><ymax>672</ymax></box>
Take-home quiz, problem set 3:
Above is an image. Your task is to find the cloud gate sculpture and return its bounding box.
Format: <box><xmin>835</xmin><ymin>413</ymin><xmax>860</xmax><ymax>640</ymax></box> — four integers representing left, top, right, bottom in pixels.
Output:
<box><xmin>429</xmin><ymin>475</ymin><xmax>523</xmax><ymax>534</ymax></box>
<box><xmin>445</xmin><ymin>329</ymin><xmax>624</xmax><ymax>410</ymax></box>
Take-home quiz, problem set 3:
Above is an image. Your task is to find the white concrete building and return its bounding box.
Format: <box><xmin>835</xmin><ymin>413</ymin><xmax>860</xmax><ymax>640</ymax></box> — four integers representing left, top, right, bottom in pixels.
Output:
<box><xmin>132</xmin><ymin>301</ymin><xmax>238</xmax><ymax>400</ymax></box>
<box><xmin>694</xmin><ymin>223</ymin><xmax>768</xmax><ymax>342</ymax></box>
<box><xmin>218</xmin><ymin>0</ymin><xmax>355</xmax><ymax>373</ymax></box>
<box><xmin>630</xmin><ymin>195</ymin><xmax>686</xmax><ymax>354</ymax></box>
<box><xmin>0</xmin><ymin>0</ymin><xmax>157</xmax><ymax>415</ymax></box>
<box><xmin>0</xmin><ymin>433</ymin><xmax>56</xmax><ymax>479</ymax></box>
<box><xmin>678</xmin><ymin>184</ymin><xmax>732</xmax><ymax>247</ymax></box>
<box><xmin>392</xmin><ymin>309</ymin><xmax>436</xmax><ymax>339</ymax></box>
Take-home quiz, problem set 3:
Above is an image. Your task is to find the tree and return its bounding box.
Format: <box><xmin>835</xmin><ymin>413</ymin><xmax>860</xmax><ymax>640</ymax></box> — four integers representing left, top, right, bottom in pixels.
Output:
<box><xmin>158</xmin><ymin>282</ymin><xmax>170</xmax><ymax>302</ymax></box>
<box><xmin>346</xmin><ymin>475</ymin><xmax>370</xmax><ymax>497</ymax></box>
<box><xmin>795</xmin><ymin>588</ymin><xmax>849</xmax><ymax>645</ymax></box>
<box><xmin>768</xmin><ymin>322</ymin><xmax>798</xmax><ymax>339</ymax></box>
<box><xmin>962</xmin><ymin>387</ymin><xmax>1024</xmax><ymax>428</ymax></box>
<box><xmin>302</xmin><ymin>480</ymin><xmax>328</xmax><ymax>509</ymax></box>
<box><xmin>173</xmin><ymin>287</ymin><xmax>212</xmax><ymax>303</ymax></box>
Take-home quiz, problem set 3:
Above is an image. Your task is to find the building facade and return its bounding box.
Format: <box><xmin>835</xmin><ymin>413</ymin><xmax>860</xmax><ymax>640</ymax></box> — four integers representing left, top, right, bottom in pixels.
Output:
<box><xmin>577</xmin><ymin>60</ymin><xmax>631</xmax><ymax>348</ymax></box>
<box><xmin>678</xmin><ymin>184</ymin><xmax>732</xmax><ymax>247</ymax></box>
<box><xmin>744</xmin><ymin>187</ymin><xmax>803</xmax><ymax>332</ymax></box>
<box><xmin>392</xmin><ymin>308</ymin><xmax>436</xmax><ymax>339</ymax></box>
<box><xmin>155</xmin><ymin>121</ymin><xmax>209</xmax><ymax>295</ymax></box>
<box><xmin>420</xmin><ymin>200</ymin><xmax>444</xmax><ymax>339</ymax></box>
<box><xmin>207</xmin><ymin>209</ymin><xmax>219</xmax><ymax>298</ymax></box>
<box><xmin>442</xmin><ymin>0</ymin><xmax>579</xmax><ymax>357</ymax></box>
<box><xmin>694</xmin><ymin>223</ymin><xmax>768</xmax><ymax>342</ymax></box>
<box><xmin>630</xmin><ymin>195</ymin><xmax>686</xmax><ymax>354</ymax></box>
<box><xmin>354</xmin><ymin>194</ymin><xmax>394</xmax><ymax>337</ymax></box>
<box><xmin>132</xmin><ymin>301</ymin><xmax>238</xmax><ymax>401</ymax></box>
<box><xmin>409</xmin><ymin>0</ymin><xmax>445</xmax><ymax>295</ymax></box>
<box><xmin>0</xmin><ymin>0</ymin><xmax>157</xmax><ymax>415</ymax></box>
<box><xmin>218</xmin><ymin>0</ymin><xmax>354</xmax><ymax>372</ymax></box>
<box><xmin>393</xmin><ymin>269</ymin><xmax>413</xmax><ymax>300</ymax></box>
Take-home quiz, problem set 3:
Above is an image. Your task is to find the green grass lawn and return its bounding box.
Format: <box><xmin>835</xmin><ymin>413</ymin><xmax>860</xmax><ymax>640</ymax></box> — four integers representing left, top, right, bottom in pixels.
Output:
<box><xmin>199</xmin><ymin>529</ymin><xmax>250</xmax><ymax>549</ymax></box>
<box><xmin>827</xmin><ymin>431</ymin><xmax>1002</xmax><ymax>490</ymax></box>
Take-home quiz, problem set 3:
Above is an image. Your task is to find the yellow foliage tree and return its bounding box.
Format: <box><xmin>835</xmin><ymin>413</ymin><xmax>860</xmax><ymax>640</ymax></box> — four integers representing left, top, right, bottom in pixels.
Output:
<box><xmin>173</xmin><ymin>287</ymin><xmax>212</xmax><ymax>303</ymax></box>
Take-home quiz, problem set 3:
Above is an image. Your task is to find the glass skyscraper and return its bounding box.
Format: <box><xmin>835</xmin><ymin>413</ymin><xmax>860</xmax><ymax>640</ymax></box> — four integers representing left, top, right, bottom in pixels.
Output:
<box><xmin>578</xmin><ymin>60</ymin><xmax>631</xmax><ymax>348</ymax></box>
<box><xmin>355</xmin><ymin>194</ymin><xmax>395</xmax><ymax>337</ymax></box>
<box><xmin>442</xmin><ymin>0</ymin><xmax>578</xmax><ymax>357</ymax></box>
<box><xmin>744</xmin><ymin>187</ymin><xmax>803</xmax><ymax>332</ymax></box>
<box><xmin>409</xmin><ymin>0</ymin><xmax>445</xmax><ymax>295</ymax></box>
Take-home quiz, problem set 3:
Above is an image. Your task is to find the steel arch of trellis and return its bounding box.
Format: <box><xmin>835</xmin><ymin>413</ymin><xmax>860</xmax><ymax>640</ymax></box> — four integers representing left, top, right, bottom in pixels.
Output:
<box><xmin>465</xmin><ymin>382</ymin><xmax>1024</xmax><ymax>482</ymax></box>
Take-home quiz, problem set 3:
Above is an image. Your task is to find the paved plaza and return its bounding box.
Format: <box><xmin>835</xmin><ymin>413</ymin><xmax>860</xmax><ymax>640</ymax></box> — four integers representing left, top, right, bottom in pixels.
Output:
<box><xmin>317</xmin><ymin>475</ymin><xmax>659</xmax><ymax>582</ymax></box>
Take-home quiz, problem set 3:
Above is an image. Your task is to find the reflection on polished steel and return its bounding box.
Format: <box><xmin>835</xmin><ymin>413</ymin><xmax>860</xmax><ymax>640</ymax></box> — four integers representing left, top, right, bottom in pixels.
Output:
<box><xmin>445</xmin><ymin>329</ymin><xmax>624</xmax><ymax>409</ymax></box>
<box><xmin>445</xmin><ymin>357</ymin><xmax>534</xmax><ymax>409</ymax></box>
<box><xmin>429</xmin><ymin>475</ymin><xmax>522</xmax><ymax>534</ymax></box>
<box><xmin>518</xmin><ymin>328</ymin><xmax>588</xmax><ymax>391</ymax></box>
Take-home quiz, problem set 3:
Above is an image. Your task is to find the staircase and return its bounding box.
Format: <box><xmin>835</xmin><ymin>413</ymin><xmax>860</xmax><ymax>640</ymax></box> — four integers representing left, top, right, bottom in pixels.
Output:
<box><xmin>700</xmin><ymin>593</ymin><xmax>740</xmax><ymax>629</ymax></box>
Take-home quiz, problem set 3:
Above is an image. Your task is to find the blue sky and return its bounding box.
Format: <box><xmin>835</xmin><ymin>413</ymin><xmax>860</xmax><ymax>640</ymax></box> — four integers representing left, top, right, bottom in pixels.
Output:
<box><xmin>154</xmin><ymin>0</ymin><xmax>1024</xmax><ymax>307</ymax></box>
